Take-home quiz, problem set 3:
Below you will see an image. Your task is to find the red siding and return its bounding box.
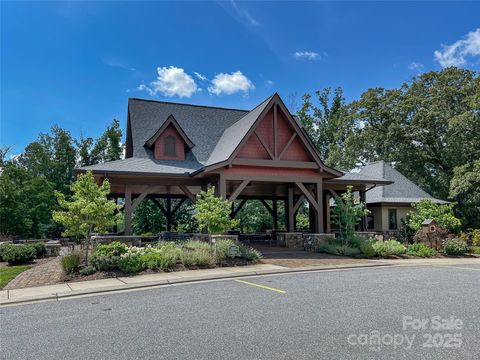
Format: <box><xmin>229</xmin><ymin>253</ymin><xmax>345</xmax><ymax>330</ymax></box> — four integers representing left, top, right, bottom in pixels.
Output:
<box><xmin>236</xmin><ymin>106</ymin><xmax>313</xmax><ymax>162</ymax></box>
<box><xmin>154</xmin><ymin>124</ymin><xmax>185</xmax><ymax>160</ymax></box>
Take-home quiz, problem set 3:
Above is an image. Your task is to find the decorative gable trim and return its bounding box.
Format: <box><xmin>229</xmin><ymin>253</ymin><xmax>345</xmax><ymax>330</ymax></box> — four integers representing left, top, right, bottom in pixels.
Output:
<box><xmin>144</xmin><ymin>115</ymin><xmax>195</xmax><ymax>149</ymax></box>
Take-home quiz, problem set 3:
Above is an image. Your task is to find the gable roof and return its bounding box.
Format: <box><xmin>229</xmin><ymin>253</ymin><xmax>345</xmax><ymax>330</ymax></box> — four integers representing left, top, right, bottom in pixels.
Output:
<box><xmin>79</xmin><ymin>94</ymin><xmax>343</xmax><ymax>177</ymax></box>
<box><xmin>358</xmin><ymin>161</ymin><xmax>448</xmax><ymax>204</ymax></box>
<box><xmin>127</xmin><ymin>98</ymin><xmax>248</xmax><ymax>163</ymax></box>
<box><xmin>144</xmin><ymin>114</ymin><xmax>195</xmax><ymax>149</ymax></box>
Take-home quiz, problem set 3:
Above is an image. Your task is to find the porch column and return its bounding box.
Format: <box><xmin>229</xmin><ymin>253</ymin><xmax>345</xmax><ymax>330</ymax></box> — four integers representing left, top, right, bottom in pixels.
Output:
<box><xmin>124</xmin><ymin>186</ymin><xmax>132</xmax><ymax>236</ymax></box>
<box><xmin>359</xmin><ymin>190</ymin><xmax>367</xmax><ymax>231</ymax></box>
<box><xmin>316</xmin><ymin>182</ymin><xmax>324</xmax><ymax>233</ymax></box>
<box><xmin>166</xmin><ymin>196</ymin><xmax>172</xmax><ymax>231</ymax></box>
<box><xmin>287</xmin><ymin>186</ymin><xmax>294</xmax><ymax>232</ymax></box>
<box><xmin>219</xmin><ymin>175</ymin><xmax>227</xmax><ymax>199</ymax></box>
<box><xmin>272</xmin><ymin>199</ymin><xmax>278</xmax><ymax>230</ymax></box>
<box><xmin>325</xmin><ymin>193</ymin><xmax>331</xmax><ymax>233</ymax></box>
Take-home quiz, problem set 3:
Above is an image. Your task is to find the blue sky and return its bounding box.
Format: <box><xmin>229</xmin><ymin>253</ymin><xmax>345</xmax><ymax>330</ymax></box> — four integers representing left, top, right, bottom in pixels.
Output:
<box><xmin>2</xmin><ymin>1</ymin><xmax>479</xmax><ymax>155</ymax></box>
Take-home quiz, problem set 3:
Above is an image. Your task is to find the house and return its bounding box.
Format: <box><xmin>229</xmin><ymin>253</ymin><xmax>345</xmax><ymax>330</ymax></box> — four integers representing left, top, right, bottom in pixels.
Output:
<box><xmin>357</xmin><ymin>161</ymin><xmax>448</xmax><ymax>232</ymax></box>
<box><xmin>79</xmin><ymin>94</ymin><xmax>391</xmax><ymax>236</ymax></box>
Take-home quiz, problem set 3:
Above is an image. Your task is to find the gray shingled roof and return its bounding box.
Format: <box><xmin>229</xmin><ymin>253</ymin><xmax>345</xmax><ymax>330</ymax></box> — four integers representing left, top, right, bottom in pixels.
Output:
<box><xmin>79</xmin><ymin>157</ymin><xmax>203</xmax><ymax>175</ymax></box>
<box><xmin>325</xmin><ymin>171</ymin><xmax>393</xmax><ymax>185</ymax></box>
<box><xmin>358</xmin><ymin>161</ymin><xmax>448</xmax><ymax>204</ymax></box>
<box><xmin>127</xmin><ymin>98</ymin><xmax>248</xmax><ymax>163</ymax></box>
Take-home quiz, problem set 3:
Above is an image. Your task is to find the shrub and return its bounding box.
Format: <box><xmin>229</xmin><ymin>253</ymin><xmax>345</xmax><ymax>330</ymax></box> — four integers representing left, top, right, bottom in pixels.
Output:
<box><xmin>158</xmin><ymin>249</ymin><xmax>180</xmax><ymax>270</ymax></box>
<box><xmin>407</xmin><ymin>243</ymin><xmax>437</xmax><ymax>257</ymax></box>
<box><xmin>471</xmin><ymin>229</ymin><xmax>480</xmax><ymax>246</ymax></box>
<box><xmin>359</xmin><ymin>240</ymin><xmax>376</xmax><ymax>257</ymax></box>
<box><xmin>61</xmin><ymin>254</ymin><xmax>81</xmax><ymax>274</ymax></box>
<box><xmin>90</xmin><ymin>254</ymin><xmax>120</xmax><ymax>271</ymax></box>
<box><xmin>215</xmin><ymin>239</ymin><xmax>236</xmax><ymax>262</ymax></box>
<box><xmin>94</xmin><ymin>241</ymin><xmax>128</xmax><ymax>257</ymax></box>
<box><xmin>140</xmin><ymin>253</ymin><xmax>163</xmax><ymax>270</ymax></box>
<box><xmin>181</xmin><ymin>249</ymin><xmax>215</xmax><ymax>268</ymax></box>
<box><xmin>470</xmin><ymin>246</ymin><xmax>480</xmax><ymax>255</ymax></box>
<box><xmin>442</xmin><ymin>238</ymin><xmax>468</xmax><ymax>256</ymax></box>
<box><xmin>31</xmin><ymin>242</ymin><xmax>47</xmax><ymax>258</ymax></box>
<box><xmin>1</xmin><ymin>244</ymin><xmax>37</xmax><ymax>265</ymax></box>
<box><xmin>371</xmin><ymin>240</ymin><xmax>406</xmax><ymax>257</ymax></box>
<box><xmin>0</xmin><ymin>244</ymin><xmax>9</xmax><ymax>262</ymax></box>
<box><xmin>182</xmin><ymin>240</ymin><xmax>211</xmax><ymax>252</ymax></box>
<box><xmin>79</xmin><ymin>265</ymin><xmax>96</xmax><ymax>276</ymax></box>
<box><xmin>119</xmin><ymin>255</ymin><xmax>146</xmax><ymax>273</ymax></box>
<box><xmin>318</xmin><ymin>243</ymin><xmax>361</xmax><ymax>257</ymax></box>
<box><xmin>239</xmin><ymin>245</ymin><xmax>263</xmax><ymax>261</ymax></box>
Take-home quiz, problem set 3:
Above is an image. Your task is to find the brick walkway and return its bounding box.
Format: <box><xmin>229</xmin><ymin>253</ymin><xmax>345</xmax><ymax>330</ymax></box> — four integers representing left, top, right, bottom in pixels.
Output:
<box><xmin>256</xmin><ymin>245</ymin><xmax>376</xmax><ymax>268</ymax></box>
<box><xmin>4</xmin><ymin>257</ymin><xmax>63</xmax><ymax>290</ymax></box>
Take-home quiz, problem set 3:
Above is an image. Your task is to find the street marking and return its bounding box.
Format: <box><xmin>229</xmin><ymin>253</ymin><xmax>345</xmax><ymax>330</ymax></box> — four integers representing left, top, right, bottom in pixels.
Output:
<box><xmin>234</xmin><ymin>279</ymin><xmax>287</xmax><ymax>294</ymax></box>
<box><xmin>432</xmin><ymin>265</ymin><xmax>480</xmax><ymax>271</ymax></box>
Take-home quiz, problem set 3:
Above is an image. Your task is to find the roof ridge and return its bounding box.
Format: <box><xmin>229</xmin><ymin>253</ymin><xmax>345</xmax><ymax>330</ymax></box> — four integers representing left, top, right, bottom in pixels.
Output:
<box><xmin>128</xmin><ymin>97</ymin><xmax>249</xmax><ymax>112</ymax></box>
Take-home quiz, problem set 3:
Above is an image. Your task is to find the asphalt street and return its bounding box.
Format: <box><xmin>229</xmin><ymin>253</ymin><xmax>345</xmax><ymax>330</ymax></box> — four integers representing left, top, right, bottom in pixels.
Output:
<box><xmin>1</xmin><ymin>264</ymin><xmax>479</xmax><ymax>360</ymax></box>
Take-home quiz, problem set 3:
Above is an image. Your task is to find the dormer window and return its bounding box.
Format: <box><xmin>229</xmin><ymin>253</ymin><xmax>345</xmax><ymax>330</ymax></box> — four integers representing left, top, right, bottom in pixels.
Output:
<box><xmin>164</xmin><ymin>135</ymin><xmax>176</xmax><ymax>156</ymax></box>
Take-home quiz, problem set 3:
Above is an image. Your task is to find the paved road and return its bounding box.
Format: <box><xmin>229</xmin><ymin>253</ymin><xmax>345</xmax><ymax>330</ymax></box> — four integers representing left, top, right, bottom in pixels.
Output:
<box><xmin>1</xmin><ymin>264</ymin><xmax>479</xmax><ymax>360</ymax></box>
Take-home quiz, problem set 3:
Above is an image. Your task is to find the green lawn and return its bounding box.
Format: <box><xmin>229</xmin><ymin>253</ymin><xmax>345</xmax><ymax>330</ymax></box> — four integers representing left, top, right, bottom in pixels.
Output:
<box><xmin>0</xmin><ymin>265</ymin><xmax>31</xmax><ymax>289</ymax></box>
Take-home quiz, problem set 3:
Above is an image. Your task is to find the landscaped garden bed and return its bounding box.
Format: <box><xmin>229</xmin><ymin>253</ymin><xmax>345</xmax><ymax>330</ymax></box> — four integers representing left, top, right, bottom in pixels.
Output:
<box><xmin>60</xmin><ymin>239</ymin><xmax>263</xmax><ymax>282</ymax></box>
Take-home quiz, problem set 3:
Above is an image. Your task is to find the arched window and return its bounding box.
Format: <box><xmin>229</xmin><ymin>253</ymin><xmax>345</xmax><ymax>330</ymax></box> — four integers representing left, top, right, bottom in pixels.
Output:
<box><xmin>164</xmin><ymin>135</ymin><xmax>176</xmax><ymax>156</ymax></box>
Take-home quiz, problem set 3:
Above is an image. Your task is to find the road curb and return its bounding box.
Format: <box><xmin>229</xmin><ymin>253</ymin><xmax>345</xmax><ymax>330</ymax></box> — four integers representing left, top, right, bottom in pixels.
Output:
<box><xmin>0</xmin><ymin>263</ymin><xmax>393</xmax><ymax>306</ymax></box>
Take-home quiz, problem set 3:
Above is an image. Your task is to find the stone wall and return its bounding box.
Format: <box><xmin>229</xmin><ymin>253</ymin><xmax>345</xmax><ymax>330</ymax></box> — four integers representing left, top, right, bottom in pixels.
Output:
<box><xmin>303</xmin><ymin>233</ymin><xmax>335</xmax><ymax>252</ymax></box>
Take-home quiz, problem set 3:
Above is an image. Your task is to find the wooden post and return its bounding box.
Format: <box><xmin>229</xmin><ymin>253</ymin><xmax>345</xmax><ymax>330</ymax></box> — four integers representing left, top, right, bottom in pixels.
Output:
<box><xmin>124</xmin><ymin>186</ymin><xmax>132</xmax><ymax>236</ymax></box>
<box><xmin>316</xmin><ymin>182</ymin><xmax>324</xmax><ymax>233</ymax></box>
<box><xmin>288</xmin><ymin>186</ymin><xmax>294</xmax><ymax>232</ymax></box>
<box><xmin>272</xmin><ymin>199</ymin><xmax>278</xmax><ymax>230</ymax></box>
<box><xmin>166</xmin><ymin>196</ymin><xmax>172</xmax><ymax>231</ymax></box>
<box><xmin>219</xmin><ymin>175</ymin><xmax>227</xmax><ymax>199</ymax></box>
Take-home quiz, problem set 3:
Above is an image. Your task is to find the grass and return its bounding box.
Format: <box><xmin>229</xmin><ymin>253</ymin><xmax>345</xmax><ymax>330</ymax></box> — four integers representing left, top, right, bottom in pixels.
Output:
<box><xmin>0</xmin><ymin>265</ymin><xmax>31</xmax><ymax>289</ymax></box>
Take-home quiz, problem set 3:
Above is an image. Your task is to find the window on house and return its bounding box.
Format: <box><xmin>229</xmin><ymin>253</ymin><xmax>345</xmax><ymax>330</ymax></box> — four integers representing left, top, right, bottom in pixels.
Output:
<box><xmin>388</xmin><ymin>209</ymin><xmax>398</xmax><ymax>230</ymax></box>
<box><xmin>164</xmin><ymin>135</ymin><xmax>176</xmax><ymax>156</ymax></box>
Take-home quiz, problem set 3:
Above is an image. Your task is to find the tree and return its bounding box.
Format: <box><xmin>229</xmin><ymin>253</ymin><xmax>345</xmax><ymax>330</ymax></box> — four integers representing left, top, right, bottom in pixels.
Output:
<box><xmin>53</xmin><ymin>171</ymin><xmax>121</xmax><ymax>264</ymax></box>
<box><xmin>297</xmin><ymin>87</ymin><xmax>354</xmax><ymax>168</ymax></box>
<box><xmin>193</xmin><ymin>187</ymin><xmax>238</xmax><ymax>235</ymax></box>
<box><xmin>19</xmin><ymin>125</ymin><xmax>77</xmax><ymax>194</ymax></box>
<box><xmin>330</xmin><ymin>186</ymin><xmax>370</xmax><ymax>244</ymax></box>
<box><xmin>91</xmin><ymin>119</ymin><xmax>123</xmax><ymax>164</ymax></box>
<box><xmin>406</xmin><ymin>199</ymin><xmax>461</xmax><ymax>233</ymax></box>
<box><xmin>0</xmin><ymin>162</ymin><xmax>55</xmax><ymax>238</ymax></box>
<box><xmin>449</xmin><ymin>160</ymin><xmax>480</xmax><ymax>229</ymax></box>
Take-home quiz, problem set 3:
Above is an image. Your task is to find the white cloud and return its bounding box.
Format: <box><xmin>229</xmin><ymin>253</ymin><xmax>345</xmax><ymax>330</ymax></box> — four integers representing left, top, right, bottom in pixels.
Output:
<box><xmin>208</xmin><ymin>71</ymin><xmax>255</xmax><ymax>95</ymax></box>
<box><xmin>102</xmin><ymin>56</ymin><xmax>135</xmax><ymax>71</ymax></box>
<box><xmin>228</xmin><ymin>0</ymin><xmax>261</xmax><ymax>27</ymax></box>
<box><xmin>138</xmin><ymin>66</ymin><xmax>198</xmax><ymax>98</ymax></box>
<box><xmin>408</xmin><ymin>62</ymin><xmax>424</xmax><ymax>70</ymax></box>
<box><xmin>264</xmin><ymin>80</ymin><xmax>274</xmax><ymax>87</ymax></box>
<box><xmin>194</xmin><ymin>71</ymin><xmax>208</xmax><ymax>81</ymax></box>
<box><xmin>292</xmin><ymin>51</ymin><xmax>320</xmax><ymax>60</ymax></box>
<box><xmin>434</xmin><ymin>28</ymin><xmax>480</xmax><ymax>67</ymax></box>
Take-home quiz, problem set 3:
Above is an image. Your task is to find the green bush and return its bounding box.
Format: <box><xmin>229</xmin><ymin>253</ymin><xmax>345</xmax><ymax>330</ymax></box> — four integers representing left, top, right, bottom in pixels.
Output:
<box><xmin>1</xmin><ymin>244</ymin><xmax>37</xmax><ymax>265</ymax></box>
<box><xmin>442</xmin><ymin>238</ymin><xmax>469</xmax><ymax>256</ymax></box>
<box><xmin>359</xmin><ymin>240</ymin><xmax>376</xmax><ymax>257</ymax></box>
<box><xmin>94</xmin><ymin>241</ymin><xmax>129</xmax><ymax>257</ymax></box>
<box><xmin>140</xmin><ymin>253</ymin><xmax>163</xmax><ymax>270</ymax></box>
<box><xmin>371</xmin><ymin>240</ymin><xmax>406</xmax><ymax>257</ymax></box>
<box><xmin>215</xmin><ymin>239</ymin><xmax>236</xmax><ymax>262</ymax></box>
<box><xmin>470</xmin><ymin>246</ymin><xmax>480</xmax><ymax>255</ymax></box>
<box><xmin>119</xmin><ymin>255</ymin><xmax>146</xmax><ymax>273</ymax></box>
<box><xmin>471</xmin><ymin>229</ymin><xmax>480</xmax><ymax>247</ymax></box>
<box><xmin>0</xmin><ymin>244</ymin><xmax>9</xmax><ymax>262</ymax></box>
<box><xmin>239</xmin><ymin>244</ymin><xmax>263</xmax><ymax>261</ymax></box>
<box><xmin>31</xmin><ymin>242</ymin><xmax>47</xmax><ymax>258</ymax></box>
<box><xmin>90</xmin><ymin>254</ymin><xmax>121</xmax><ymax>271</ymax></box>
<box><xmin>318</xmin><ymin>243</ymin><xmax>361</xmax><ymax>257</ymax></box>
<box><xmin>182</xmin><ymin>240</ymin><xmax>211</xmax><ymax>252</ymax></box>
<box><xmin>61</xmin><ymin>254</ymin><xmax>81</xmax><ymax>274</ymax></box>
<box><xmin>407</xmin><ymin>243</ymin><xmax>437</xmax><ymax>257</ymax></box>
<box><xmin>181</xmin><ymin>249</ymin><xmax>215</xmax><ymax>268</ymax></box>
<box><xmin>79</xmin><ymin>265</ymin><xmax>96</xmax><ymax>276</ymax></box>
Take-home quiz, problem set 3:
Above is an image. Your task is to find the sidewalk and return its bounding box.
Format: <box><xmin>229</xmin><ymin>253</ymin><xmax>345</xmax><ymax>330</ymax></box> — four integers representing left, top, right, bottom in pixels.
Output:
<box><xmin>0</xmin><ymin>261</ymin><xmax>385</xmax><ymax>306</ymax></box>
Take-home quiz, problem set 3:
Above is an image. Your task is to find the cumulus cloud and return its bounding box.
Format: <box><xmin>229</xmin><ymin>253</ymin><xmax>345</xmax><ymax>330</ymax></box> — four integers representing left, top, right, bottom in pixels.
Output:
<box><xmin>138</xmin><ymin>66</ymin><xmax>197</xmax><ymax>98</ymax></box>
<box><xmin>293</xmin><ymin>51</ymin><xmax>320</xmax><ymax>60</ymax></box>
<box><xmin>208</xmin><ymin>71</ymin><xmax>255</xmax><ymax>95</ymax></box>
<box><xmin>434</xmin><ymin>28</ymin><xmax>480</xmax><ymax>67</ymax></box>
